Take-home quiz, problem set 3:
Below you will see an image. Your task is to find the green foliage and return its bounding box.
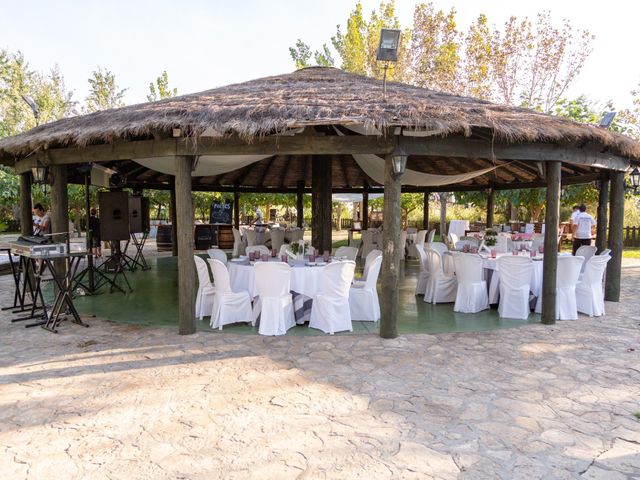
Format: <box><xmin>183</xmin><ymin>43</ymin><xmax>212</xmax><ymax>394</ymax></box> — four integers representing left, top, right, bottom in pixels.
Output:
<box><xmin>147</xmin><ymin>71</ymin><xmax>177</xmax><ymax>102</ymax></box>
<box><xmin>84</xmin><ymin>67</ymin><xmax>126</xmax><ymax>112</ymax></box>
<box><xmin>289</xmin><ymin>40</ymin><xmax>313</xmax><ymax>69</ymax></box>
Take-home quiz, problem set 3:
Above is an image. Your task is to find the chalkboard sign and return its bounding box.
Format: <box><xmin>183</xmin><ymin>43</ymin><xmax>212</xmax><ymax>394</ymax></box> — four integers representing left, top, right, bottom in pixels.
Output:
<box><xmin>210</xmin><ymin>200</ymin><xmax>233</xmax><ymax>224</ymax></box>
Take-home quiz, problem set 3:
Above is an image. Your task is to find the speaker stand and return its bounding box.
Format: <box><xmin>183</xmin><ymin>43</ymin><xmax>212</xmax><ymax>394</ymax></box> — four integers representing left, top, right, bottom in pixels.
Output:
<box><xmin>96</xmin><ymin>242</ymin><xmax>132</xmax><ymax>293</ymax></box>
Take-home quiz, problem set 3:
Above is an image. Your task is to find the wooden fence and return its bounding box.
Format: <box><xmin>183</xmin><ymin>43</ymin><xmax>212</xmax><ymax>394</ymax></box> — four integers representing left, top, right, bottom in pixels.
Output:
<box><xmin>624</xmin><ymin>226</ymin><xmax>640</xmax><ymax>247</ymax></box>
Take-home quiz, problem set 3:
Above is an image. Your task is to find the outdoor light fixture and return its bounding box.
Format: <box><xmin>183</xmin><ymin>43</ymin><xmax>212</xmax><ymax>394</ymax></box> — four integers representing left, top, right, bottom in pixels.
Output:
<box><xmin>599</xmin><ymin>112</ymin><xmax>616</xmax><ymax>129</ymax></box>
<box><xmin>376</xmin><ymin>28</ymin><xmax>401</xmax><ymax>101</ymax></box>
<box><xmin>630</xmin><ymin>166</ymin><xmax>640</xmax><ymax>192</ymax></box>
<box><xmin>391</xmin><ymin>142</ymin><xmax>408</xmax><ymax>176</ymax></box>
<box><xmin>31</xmin><ymin>162</ymin><xmax>48</xmax><ymax>184</ymax></box>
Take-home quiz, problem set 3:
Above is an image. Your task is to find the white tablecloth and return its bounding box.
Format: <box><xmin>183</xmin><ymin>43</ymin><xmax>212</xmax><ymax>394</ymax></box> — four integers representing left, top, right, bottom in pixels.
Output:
<box><xmin>483</xmin><ymin>253</ymin><xmax>543</xmax><ymax>303</ymax></box>
<box><xmin>229</xmin><ymin>259</ymin><xmax>325</xmax><ymax>298</ymax></box>
<box><xmin>449</xmin><ymin>220</ymin><xmax>470</xmax><ymax>239</ymax></box>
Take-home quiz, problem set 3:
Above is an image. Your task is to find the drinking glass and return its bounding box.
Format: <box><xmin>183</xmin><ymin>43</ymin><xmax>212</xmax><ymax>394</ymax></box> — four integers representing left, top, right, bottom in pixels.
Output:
<box><xmin>539</xmin><ymin>245</ymin><xmax>544</xmax><ymax>254</ymax></box>
<box><xmin>271</xmin><ymin>248</ymin><xmax>277</xmax><ymax>257</ymax></box>
<box><xmin>249</xmin><ymin>251</ymin><xmax>255</xmax><ymax>261</ymax></box>
<box><xmin>281</xmin><ymin>254</ymin><xmax>288</xmax><ymax>263</ymax></box>
<box><xmin>309</xmin><ymin>253</ymin><xmax>316</xmax><ymax>262</ymax></box>
<box><xmin>261</xmin><ymin>253</ymin><xmax>268</xmax><ymax>262</ymax></box>
<box><xmin>491</xmin><ymin>249</ymin><xmax>497</xmax><ymax>259</ymax></box>
<box><xmin>323</xmin><ymin>250</ymin><xmax>330</xmax><ymax>262</ymax></box>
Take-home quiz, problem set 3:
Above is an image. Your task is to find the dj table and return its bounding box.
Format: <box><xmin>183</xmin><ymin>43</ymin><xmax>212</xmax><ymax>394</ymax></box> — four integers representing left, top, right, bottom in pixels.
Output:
<box><xmin>10</xmin><ymin>241</ymin><xmax>90</xmax><ymax>333</ymax></box>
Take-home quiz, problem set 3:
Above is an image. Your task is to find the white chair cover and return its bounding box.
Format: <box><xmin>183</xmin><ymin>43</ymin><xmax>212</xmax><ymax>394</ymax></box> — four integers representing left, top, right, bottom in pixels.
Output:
<box><xmin>423</xmin><ymin>249</ymin><xmax>457</xmax><ymax>304</ymax></box>
<box><xmin>449</xmin><ymin>232</ymin><xmax>460</xmax><ymax>247</ymax></box>
<box><xmin>407</xmin><ymin>229</ymin><xmax>427</xmax><ymax>259</ymax></box>
<box><xmin>400</xmin><ymin>230</ymin><xmax>408</xmax><ymax>258</ymax></box>
<box><xmin>244</xmin><ymin>229</ymin><xmax>257</xmax><ymax>246</ymax></box>
<box><xmin>535</xmin><ymin>256</ymin><xmax>584</xmax><ymax>320</ymax></box>
<box><xmin>246</xmin><ymin>245</ymin><xmax>270</xmax><ymax>256</ymax></box>
<box><xmin>252</xmin><ymin>262</ymin><xmax>295</xmax><ymax>335</ymax></box>
<box><xmin>414</xmin><ymin>244</ymin><xmax>429</xmax><ymax>296</ymax></box>
<box><xmin>232</xmin><ymin>227</ymin><xmax>246</xmax><ymax>257</ymax></box>
<box><xmin>194</xmin><ymin>256</ymin><xmax>215</xmax><ymax>320</ymax></box>
<box><xmin>360</xmin><ymin>230</ymin><xmax>377</xmax><ymax>259</ymax></box>
<box><xmin>428</xmin><ymin>242</ymin><xmax>448</xmax><ymax>257</ymax></box>
<box><xmin>497</xmin><ymin>256</ymin><xmax>533</xmax><ymax>320</ymax></box>
<box><xmin>496</xmin><ymin>235</ymin><xmax>509</xmax><ymax>253</ymax></box>
<box><xmin>349</xmin><ymin>255</ymin><xmax>382</xmax><ymax>321</ymax></box>
<box><xmin>353</xmin><ymin>249</ymin><xmax>382</xmax><ymax>287</ymax></box>
<box><xmin>288</xmin><ymin>228</ymin><xmax>304</xmax><ymax>243</ymax></box>
<box><xmin>335</xmin><ymin>246</ymin><xmax>358</xmax><ymax>261</ymax></box>
<box><xmin>427</xmin><ymin>229</ymin><xmax>436</xmax><ymax>244</ymax></box>
<box><xmin>576</xmin><ymin>254</ymin><xmax>610</xmax><ymax>317</ymax></box>
<box><xmin>531</xmin><ymin>235</ymin><xmax>544</xmax><ymax>253</ymax></box>
<box><xmin>599</xmin><ymin>248</ymin><xmax>611</xmax><ymax>256</ymax></box>
<box><xmin>525</xmin><ymin>223</ymin><xmax>535</xmax><ymax>234</ymax></box>
<box><xmin>208</xmin><ymin>259</ymin><xmax>253</xmax><ymax>329</ymax></box>
<box><xmin>575</xmin><ymin>245</ymin><xmax>597</xmax><ymax>272</ymax></box>
<box><xmin>270</xmin><ymin>228</ymin><xmax>285</xmax><ymax>254</ymax></box>
<box><xmin>207</xmin><ymin>248</ymin><xmax>228</xmax><ymax>265</ymax></box>
<box><xmin>309</xmin><ymin>261</ymin><xmax>356</xmax><ymax>334</ymax></box>
<box><xmin>453</xmin><ymin>253</ymin><xmax>489</xmax><ymax>313</ymax></box>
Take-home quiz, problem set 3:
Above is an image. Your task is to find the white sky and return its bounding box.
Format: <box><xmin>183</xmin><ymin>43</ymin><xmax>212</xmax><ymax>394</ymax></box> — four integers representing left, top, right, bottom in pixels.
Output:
<box><xmin>3</xmin><ymin>0</ymin><xmax>639</xmax><ymax>109</ymax></box>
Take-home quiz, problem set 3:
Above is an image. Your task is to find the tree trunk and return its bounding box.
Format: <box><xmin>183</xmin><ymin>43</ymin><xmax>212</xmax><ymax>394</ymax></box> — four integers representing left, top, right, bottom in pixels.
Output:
<box><xmin>175</xmin><ymin>156</ymin><xmax>196</xmax><ymax>335</ymax></box>
<box><xmin>50</xmin><ymin>165</ymin><xmax>69</xmax><ymax>286</ymax></box>
<box><xmin>596</xmin><ymin>179</ymin><xmax>609</xmax><ymax>254</ymax></box>
<box><xmin>439</xmin><ymin>192</ymin><xmax>447</xmax><ymax>239</ymax></box>
<box><xmin>19</xmin><ymin>173</ymin><xmax>32</xmax><ymax>236</ymax></box>
<box><xmin>170</xmin><ymin>178</ymin><xmax>178</xmax><ymax>257</ymax></box>
<box><xmin>380</xmin><ymin>153</ymin><xmax>401</xmax><ymax>339</ymax></box>
<box><xmin>605</xmin><ymin>171</ymin><xmax>624</xmax><ymax>302</ymax></box>
<box><xmin>423</xmin><ymin>191</ymin><xmax>429</xmax><ymax>231</ymax></box>
<box><xmin>541</xmin><ymin>161</ymin><xmax>561</xmax><ymax>325</ymax></box>
<box><xmin>486</xmin><ymin>189</ymin><xmax>494</xmax><ymax>228</ymax></box>
<box><xmin>311</xmin><ymin>155</ymin><xmax>332</xmax><ymax>252</ymax></box>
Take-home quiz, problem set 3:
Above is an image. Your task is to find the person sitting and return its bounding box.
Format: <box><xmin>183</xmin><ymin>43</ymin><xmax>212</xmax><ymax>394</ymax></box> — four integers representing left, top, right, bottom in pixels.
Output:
<box><xmin>88</xmin><ymin>208</ymin><xmax>102</xmax><ymax>257</ymax></box>
<box><xmin>572</xmin><ymin>204</ymin><xmax>596</xmax><ymax>255</ymax></box>
<box><xmin>32</xmin><ymin>203</ymin><xmax>51</xmax><ymax>236</ymax></box>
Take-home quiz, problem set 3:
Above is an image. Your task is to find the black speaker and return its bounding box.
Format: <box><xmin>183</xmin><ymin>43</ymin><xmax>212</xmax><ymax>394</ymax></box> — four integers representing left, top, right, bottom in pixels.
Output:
<box><xmin>129</xmin><ymin>196</ymin><xmax>151</xmax><ymax>233</ymax></box>
<box><xmin>99</xmin><ymin>191</ymin><xmax>130</xmax><ymax>241</ymax></box>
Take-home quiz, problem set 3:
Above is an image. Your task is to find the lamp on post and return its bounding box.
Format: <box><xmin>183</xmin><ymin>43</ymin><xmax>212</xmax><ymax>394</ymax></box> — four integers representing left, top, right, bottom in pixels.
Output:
<box><xmin>31</xmin><ymin>163</ymin><xmax>48</xmax><ymax>184</ymax></box>
<box><xmin>376</xmin><ymin>28</ymin><xmax>401</xmax><ymax>101</ymax></box>
<box><xmin>629</xmin><ymin>166</ymin><xmax>640</xmax><ymax>193</ymax></box>
<box><xmin>391</xmin><ymin>141</ymin><xmax>407</xmax><ymax>177</ymax></box>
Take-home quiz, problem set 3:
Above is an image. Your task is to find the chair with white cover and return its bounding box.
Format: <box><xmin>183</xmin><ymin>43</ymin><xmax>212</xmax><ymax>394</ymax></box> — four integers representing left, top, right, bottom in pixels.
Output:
<box><xmin>428</xmin><ymin>241</ymin><xmax>448</xmax><ymax>257</ymax></box>
<box><xmin>496</xmin><ymin>256</ymin><xmax>533</xmax><ymax>320</ymax></box>
<box><xmin>535</xmin><ymin>256</ymin><xmax>584</xmax><ymax>320</ymax></box>
<box><xmin>353</xmin><ymin>249</ymin><xmax>382</xmax><ymax>287</ymax></box>
<box><xmin>599</xmin><ymin>248</ymin><xmax>611</xmax><ymax>256</ymax></box>
<box><xmin>270</xmin><ymin>228</ymin><xmax>285</xmax><ymax>254</ymax></box>
<box><xmin>244</xmin><ymin>229</ymin><xmax>257</xmax><ymax>247</ymax></box>
<box><xmin>400</xmin><ymin>230</ymin><xmax>408</xmax><ymax>258</ymax></box>
<box><xmin>232</xmin><ymin>227</ymin><xmax>246</xmax><ymax>257</ymax></box>
<box><xmin>575</xmin><ymin>245</ymin><xmax>597</xmax><ymax>272</ymax></box>
<box><xmin>246</xmin><ymin>245</ymin><xmax>270</xmax><ymax>257</ymax></box>
<box><xmin>335</xmin><ymin>246</ymin><xmax>358</xmax><ymax>261</ymax></box>
<box><xmin>427</xmin><ymin>229</ymin><xmax>436</xmax><ymax>244</ymax></box>
<box><xmin>496</xmin><ymin>235</ymin><xmax>512</xmax><ymax>253</ymax></box>
<box><xmin>207</xmin><ymin>248</ymin><xmax>228</xmax><ymax>265</ymax></box>
<box><xmin>449</xmin><ymin>232</ymin><xmax>459</xmax><ymax>248</ymax></box>
<box><xmin>349</xmin><ymin>255</ymin><xmax>382</xmax><ymax>321</ymax></box>
<box><xmin>531</xmin><ymin>235</ymin><xmax>544</xmax><ymax>253</ymax></box>
<box><xmin>194</xmin><ymin>256</ymin><xmax>216</xmax><ymax>320</ymax></box>
<box><xmin>453</xmin><ymin>253</ymin><xmax>489</xmax><ymax>313</ymax></box>
<box><xmin>423</xmin><ymin>248</ymin><xmax>457</xmax><ymax>304</ymax></box>
<box><xmin>360</xmin><ymin>230</ymin><xmax>377</xmax><ymax>258</ymax></box>
<box><xmin>408</xmin><ymin>229</ymin><xmax>427</xmax><ymax>258</ymax></box>
<box><xmin>288</xmin><ymin>228</ymin><xmax>304</xmax><ymax>243</ymax></box>
<box><xmin>576</xmin><ymin>254</ymin><xmax>610</xmax><ymax>317</ymax></box>
<box><xmin>309</xmin><ymin>261</ymin><xmax>356</xmax><ymax>334</ymax></box>
<box><xmin>208</xmin><ymin>259</ymin><xmax>253</xmax><ymax>329</ymax></box>
<box><xmin>414</xmin><ymin>244</ymin><xmax>429</xmax><ymax>296</ymax></box>
<box><xmin>252</xmin><ymin>262</ymin><xmax>295</xmax><ymax>335</ymax></box>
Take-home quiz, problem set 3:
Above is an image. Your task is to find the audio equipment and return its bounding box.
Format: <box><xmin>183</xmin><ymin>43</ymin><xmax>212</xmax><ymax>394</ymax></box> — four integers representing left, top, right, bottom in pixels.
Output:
<box><xmin>99</xmin><ymin>191</ymin><xmax>130</xmax><ymax>241</ymax></box>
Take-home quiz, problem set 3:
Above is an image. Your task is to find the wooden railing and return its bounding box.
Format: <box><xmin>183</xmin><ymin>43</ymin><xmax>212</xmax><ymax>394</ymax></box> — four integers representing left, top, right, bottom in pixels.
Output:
<box><xmin>624</xmin><ymin>226</ymin><xmax>640</xmax><ymax>247</ymax></box>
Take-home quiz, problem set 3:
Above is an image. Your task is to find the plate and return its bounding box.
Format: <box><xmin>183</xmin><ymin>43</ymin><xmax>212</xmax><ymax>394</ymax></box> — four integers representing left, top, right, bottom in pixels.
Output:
<box><xmin>315</xmin><ymin>261</ymin><xmax>327</xmax><ymax>266</ymax></box>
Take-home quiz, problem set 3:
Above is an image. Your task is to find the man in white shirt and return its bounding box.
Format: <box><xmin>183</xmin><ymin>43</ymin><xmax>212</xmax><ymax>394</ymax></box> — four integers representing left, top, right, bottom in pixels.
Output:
<box><xmin>570</xmin><ymin>205</ymin><xmax>580</xmax><ymax>225</ymax></box>
<box><xmin>572</xmin><ymin>204</ymin><xmax>596</xmax><ymax>255</ymax></box>
<box><xmin>32</xmin><ymin>203</ymin><xmax>51</xmax><ymax>236</ymax></box>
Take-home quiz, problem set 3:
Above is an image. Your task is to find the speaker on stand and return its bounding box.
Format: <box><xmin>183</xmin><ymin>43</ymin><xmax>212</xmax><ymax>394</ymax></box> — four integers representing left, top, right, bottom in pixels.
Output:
<box><xmin>95</xmin><ymin>191</ymin><xmax>132</xmax><ymax>293</ymax></box>
<box><xmin>124</xmin><ymin>196</ymin><xmax>151</xmax><ymax>271</ymax></box>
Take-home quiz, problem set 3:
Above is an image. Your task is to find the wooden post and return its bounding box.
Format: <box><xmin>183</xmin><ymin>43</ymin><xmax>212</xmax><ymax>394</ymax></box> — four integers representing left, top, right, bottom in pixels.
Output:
<box><xmin>175</xmin><ymin>156</ymin><xmax>196</xmax><ymax>334</ymax></box>
<box><xmin>362</xmin><ymin>190</ymin><xmax>369</xmax><ymax>230</ymax></box>
<box><xmin>169</xmin><ymin>178</ymin><xmax>178</xmax><ymax>256</ymax></box>
<box><xmin>233</xmin><ymin>188</ymin><xmax>240</xmax><ymax>229</ymax></box>
<box><xmin>380</xmin><ymin>153</ymin><xmax>401</xmax><ymax>339</ymax></box>
<box><xmin>311</xmin><ymin>155</ymin><xmax>332</xmax><ymax>252</ymax></box>
<box><xmin>486</xmin><ymin>188</ymin><xmax>495</xmax><ymax>228</ymax></box>
<box><xmin>19</xmin><ymin>173</ymin><xmax>32</xmax><ymax>236</ymax></box>
<box><xmin>49</xmin><ymin>165</ymin><xmax>69</xmax><ymax>282</ymax></box>
<box><xmin>605</xmin><ymin>171</ymin><xmax>624</xmax><ymax>302</ymax></box>
<box><xmin>423</xmin><ymin>191</ymin><xmax>429</xmax><ymax>230</ymax></box>
<box><xmin>296</xmin><ymin>180</ymin><xmax>304</xmax><ymax>228</ymax></box>
<box><xmin>596</xmin><ymin>178</ymin><xmax>609</xmax><ymax>254</ymax></box>
<box><xmin>541</xmin><ymin>161</ymin><xmax>561</xmax><ymax>325</ymax></box>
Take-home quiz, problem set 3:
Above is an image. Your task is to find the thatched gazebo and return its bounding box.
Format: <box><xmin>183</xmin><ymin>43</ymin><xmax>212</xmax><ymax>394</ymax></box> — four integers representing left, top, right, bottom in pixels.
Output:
<box><xmin>2</xmin><ymin>67</ymin><xmax>639</xmax><ymax>337</ymax></box>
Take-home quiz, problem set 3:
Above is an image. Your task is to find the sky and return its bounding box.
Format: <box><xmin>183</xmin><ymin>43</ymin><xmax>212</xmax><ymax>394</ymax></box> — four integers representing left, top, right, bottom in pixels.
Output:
<box><xmin>3</xmin><ymin>0</ymin><xmax>639</xmax><ymax>109</ymax></box>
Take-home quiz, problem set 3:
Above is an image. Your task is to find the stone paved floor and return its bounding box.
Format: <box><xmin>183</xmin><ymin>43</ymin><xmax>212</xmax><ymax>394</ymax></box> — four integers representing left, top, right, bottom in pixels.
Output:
<box><xmin>0</xmin><ymin>263</ymin><xmax>639</xmax><ymax>479</ymax></box>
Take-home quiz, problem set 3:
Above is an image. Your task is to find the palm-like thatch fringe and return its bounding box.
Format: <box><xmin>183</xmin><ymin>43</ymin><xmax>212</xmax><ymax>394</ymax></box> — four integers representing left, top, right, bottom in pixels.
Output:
<box><xmin>1</xmin><ymin>67</ymin><xmax>639</xmax><ymax>161</ymax></box>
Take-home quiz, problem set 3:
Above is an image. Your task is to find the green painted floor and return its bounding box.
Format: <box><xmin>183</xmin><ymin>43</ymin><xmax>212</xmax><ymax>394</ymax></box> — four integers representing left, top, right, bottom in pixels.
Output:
<box><xmin>73</xmin><ymin>256</ymin><xmax>540</xmax><ymax>335</ymax></box>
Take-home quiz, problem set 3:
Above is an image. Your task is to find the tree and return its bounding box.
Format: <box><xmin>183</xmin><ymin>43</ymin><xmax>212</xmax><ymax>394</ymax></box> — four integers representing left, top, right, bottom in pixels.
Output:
<box><xmin>84</xmin><ymin>67</ymin><xmax>126</xmax><ymax>112</ymax></box>
<box><xmin>147</xmin><ymin>71</ymin><xmax>177</xmax><ymax>102</ymax></box>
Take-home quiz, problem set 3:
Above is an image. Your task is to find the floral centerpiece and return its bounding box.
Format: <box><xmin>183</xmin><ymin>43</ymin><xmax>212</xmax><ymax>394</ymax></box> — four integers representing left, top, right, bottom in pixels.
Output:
<box><xmin>289</xmin><ymin>240</ymin><xmax>308</xmax><ymax>257</ymax></box>
<box><xmin>484</xmin><ymin>229</ymin><xmax>498</xmax><ymax>247</ymax></box>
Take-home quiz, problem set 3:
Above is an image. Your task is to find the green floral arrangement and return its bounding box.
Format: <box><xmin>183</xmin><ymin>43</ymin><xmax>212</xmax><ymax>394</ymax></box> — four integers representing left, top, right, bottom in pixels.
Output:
<box><xmin>485</xmin><ymin>228</ymin><xmax>498</xmax><ymax>247</ymax></box>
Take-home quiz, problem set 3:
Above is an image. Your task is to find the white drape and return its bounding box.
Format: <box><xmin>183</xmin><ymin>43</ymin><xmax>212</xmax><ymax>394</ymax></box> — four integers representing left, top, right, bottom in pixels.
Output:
<box><xmin>134</xmin><ymin>154</ymin><xmax>272</xmax><ymax>177</ymax></box>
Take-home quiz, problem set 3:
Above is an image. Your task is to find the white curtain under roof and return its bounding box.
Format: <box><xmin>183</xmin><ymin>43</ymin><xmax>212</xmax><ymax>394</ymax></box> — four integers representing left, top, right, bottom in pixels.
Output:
<box><xmin>134</xmin><ymin>155</ymin><xmax>272</xmax><ymax>176</ymax></box>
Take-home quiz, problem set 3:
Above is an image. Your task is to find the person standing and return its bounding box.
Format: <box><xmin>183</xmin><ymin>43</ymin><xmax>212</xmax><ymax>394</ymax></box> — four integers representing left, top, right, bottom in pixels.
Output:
<box><xmin>88</xmin><ymin>208</ymin><xmax>102</xmax><ymax>257</ymax></box>
<box><xmin>253</xmin><ymin>206</ymin><xmax>264</xmax><ymax>225</ymax></box>
<box><xmin>570</xmin><ymin>205</ymin><xmax>580</xmax><ymax>225</ymax></box>
<box><xmin>572</xmin><ymin>204</ymin><xmax>596</xmax><ymax>255</ymax></box>
<box><xmin>32</xmin><ymin>203</ymin><xmax>51</xmax><ymax>236</ymax></box>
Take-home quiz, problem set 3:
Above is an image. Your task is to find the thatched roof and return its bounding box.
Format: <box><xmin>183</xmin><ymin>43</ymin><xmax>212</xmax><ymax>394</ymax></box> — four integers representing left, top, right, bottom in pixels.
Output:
<box><xmin>1</xmin><ymin>66</ymin><xmax>640</xmax><ymax>161</ymax></box>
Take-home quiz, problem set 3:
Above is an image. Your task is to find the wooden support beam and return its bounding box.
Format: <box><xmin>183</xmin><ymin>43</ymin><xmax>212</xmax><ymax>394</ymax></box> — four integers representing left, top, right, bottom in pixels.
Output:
<box><xmin>19</xmin><ymin>173</ymin><xmax>32</xmax><ymax>236</ymax></box>
<box><xmin>175</xmin><ymin>156</ymin><xmax>196</xmax><ymax>335</ymax></box>
<box><xmin>50</xmin><ymin>165</ymin><xmax>69</xmax><ymax>283</ymax></box>
<box><xmin>596</xmin><ymin>178</ymin><xmax>609</xmax><ymax>254</ymax></box>
<box><xmin>311</xmin><ymin>155</ymin><xmax>332</xmax><ymax>252</ymax></box>
<box><xmin>169</xmin><ymin>178</ymin><xmax>178</xmax><ymax>257</ymax></box>
<box><xmin>486</xmin><ymin>188</ymin><xmax>495</xmax><ymax>228</ymax></box>
<box><xmin>296</xmin><ymin>180</ymin><xmax>304</xmax><ymax>228</ymax></box>
<box><xmin>423</xmin><ymin>191</ymin><xmax>429</xmax><ymax>230</ymax></box>
<box><xmin>362</xmin><ymin>190</ymin><xmax>369</xmax><ymax>230</ymax></box>
<box><xmin>233</xmin><ymin>187</ymin><xmax>240</xmax><ymax>229</ymax></box>
<box><xmin>380</xmin><ymin>153</ymin><xmax>402</xmax><ymax>339</ymax></box>
<box><xmin>605</xmin><ymin>171</ymin><xmax>624</xmax><ymax>301</ymax></box>
<box><xmin>541</xmin><ymin>161</ymin><xmax>561</xmax><ymax>325</ymax></box>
